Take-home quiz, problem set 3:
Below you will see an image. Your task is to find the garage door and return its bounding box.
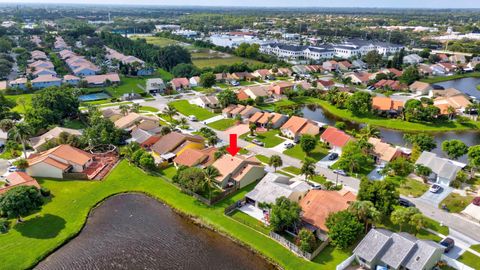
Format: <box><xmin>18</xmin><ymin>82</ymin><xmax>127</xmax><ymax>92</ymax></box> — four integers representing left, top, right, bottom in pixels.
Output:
<box><xmin>438</xmin><ymin>177</ymin><xmax>450</xmax><ymax>186</ymax></box>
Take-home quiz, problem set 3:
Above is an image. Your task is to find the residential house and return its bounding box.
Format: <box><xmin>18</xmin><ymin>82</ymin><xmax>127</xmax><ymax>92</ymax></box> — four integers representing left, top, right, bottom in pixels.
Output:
<box><xmin>83</xmin><ymin>73</ymin><xmax>120</xmax><ymax>87</ymax></box>
<box><xmin>249</xmin><ymin>112</ymin><xmax>288</xmax><ymax>128</ymax></box>
<box><xmin>190</xmin><ymin>96</ymin><xmax>220</xmax><ymax>111</ymax></box>
<box><xmin>128</xmin><ymin>127</ymin><xmax>161</xmax><ymax>149</ymax></box>
<box><xmin>368</xmin><ymin>137</ymin><xmax>404</xmax><ymax>164</ymax></box>
<box><xmin>73</xmin><ymin>65</ymin><xmax>99</xmax><ymax>77</ymax></box>
<box><xmin>415</xmin><ymin>151</ymin><xmax>466</xmax><ymax>186</ymax></box>
<box><xmin>114</xmin><ymin>113</ymin><xmax>158</xmax><ymax>131</ymax></box>
<box><xmin>418</xmin><ymin>64</ymin><xmax>433</xmax><ymax>76</ymax></box>
<box><xmin>373</xmin><ymin>80</ymin><xmax>406</xmax><ymax>91</ymax></box>
<box><xmin>215</xmin><ymin>72</ymin><xmax>228</xmax><ymax>82</ymax></box>
<box><xmin>430</xmin><ymin>64</ymin><xmax>447</xmax><ymax>76</ymax></box>
<box><xmin>299</xmin><ymin>189</ymin><xmax>356</xmax><ymax>240</ymax></box>
<box><xmin>353</xmin><ymin>228</ymin><xmax>444</xmax><ymax>270</ymax></box>
<box><xmin>31</xmin><ymin>50</ymin><xmax>47</xmax><ymax>60</ymax></box>
<box><xmin>322</xmin><ymin>60</ymin><xmax>338</xmax><ymax>72</ymax></box>
<box><xmin>274</xmin><ymin>67</ymin><xmax>292</xmax><ymax>77</ymax></box>
<box><xmin>63</xmin><ymin>75</ymin><xmax>80</xmax><ymax>85</ymax></box>
<box><xmin>434</xmin><ymin>95</ymin><xmax>472</xmax><ymax>115</ymax></box>
<box><xmin>347</xmin><ymin>72</ymin><xmax>373</xmax><ymax>85</ymax></box>
<box><xmin>320</xmin><ymin>126</ymin><xmax>354</xmax><ymax>153</ymax></box>
<box><xmin>238</xmin><ymin>85</ymin><xmax>271</xmax><ymax>101</ymax></box>
<box><xmin>0</xmin><ymin>172</ymin><xmax>41</xmax><ymax>195</ymax></box>
<box><xmin>231</xmin><ymin>72</ymin><xmax>255</xmax><ymax>81</ymax></box>
<box><xmin>189</xmin><ymin>76</ymin><xmax>201</xmax><ymax>87</ymax></box>
<box><xmin>239</xmin><ymin>105</ymin><xmax>261</xmax><ymax>119</ymax></box>
<box><xmin>292</xmin><ymin>65</ymin><xmax>309</xmax><ymax>75</ymax></box>
<box><xmin>380</xmin><ymin>68</ymin><xmax>403</xmax><ymax>78</ymax></box>
<box><xmin>337</xmin><ymin>60</ymin><xmax>352</xmax><ymax>71</ymax></box>
<box><xmin>437</xmin><ymin>63</ymin><xmax>457</xmax><ymax>74</ymax></box>
<box><xmin>26</xmin><ymin>144</ymin><xmax>94</xmax><ymax>179</ymax></box>
<box><xmin>271</xmin><ymin>81</ymin><xmax>294</xmax><ymax>95</ymax></box>
<box><xmin>170</xmin><ymin>78</ymin><xmax>190</xmax><ymax>90</ymax></box>
<box><xmin>450</xmin><ymin>54</ymin><xmax>467</xmax><ymax>64</ymax></box>
<box><xmin>30</xmin><ymin>68</ymin><xmax>57</xmax><ymax>78</ymax></box>
<box><xmin>317</xmin><ymin>79</ymin><xmax>335</xmax><ymax>90</ymax></box>
<box><xmin>295</xmin><ymin>81</ymin><xmax>312</xmax><ymax>90</ymax></box>
<box><xmin>372</xmin><ymin>97</ymin><xmax>405</xmax><ymax>114</ymax></box>
<box><xmin>31</xmin><ymin>75</ymin><xmax>62</xmax><ymax>89</ymax></box>
<box><xmin>150</xmin><ymin>132</ymin><xmax>204</xmax><ymax>163</ymax></box>
<box><xmin>409</xmin><ymin>81</ymin><xmax>433</xmax><ymax>95</ymax></box>
<box><xmin>351</xmin><ymin>59</ymin><xmax>367</xmax><ymax>69</ymax></box>
<box><xmin>245</xmin><ymin>173</ymin><xmax>311</xmax><ymax>207</ymax></box>
<box><xmin>54</xmin><ymin>36</ymin><xmax>70</xmax><ymax>51</ymax></box>
<box><xmin>146</xmin><ymin>78</ymin><xmax>165</xmax><ymax>93</ymax></box>
<box><xmin>280</xmin><ymin>116</ymin><xmax>320</xmax><ymax>142</ymax></box>
<box><xmin>28</xmin><ymin>60</ymin><xmax>54</xmax><ymax>71</ymax></box>
<box><xmin>403</xmin><ymin>54</ymin><xmax>423</xmax><ymax>64</ymax></box>
<box><xmin>8</xmin><ymin>78</ymin><xmax>28</xmax><ymax>90</ymax></box>
<box><xmin>437</xmin><ymin>53</ymin><xmax>449</xmax><ymax>62</ymax></box>
<box><xmin>29</xmin><ymin>127</ymin><xmax>83</xmax><ymax>152</ymax></box>
<box><xmin>105</xmin><ymin>47</ymin><xmax>152</xmax><ymax>76</ymax></box>
<box><xmin>212</xmin><ymin>155</ymin><xmax>265</xmax><ymax>189</ymax></box>
<box><xmin>173</xmin><ymin>147</ymin><xmax>216</xmax><ymax>168</ymax></box>
<box><xmin>429</xmin><ymin>88</ymin><xmax>464</xmax><ymax>98</ymax></box>
<box><xmin>252</xmin><ymin>69</ymin><xmax>272</xmax><ymax>79</ymax></box>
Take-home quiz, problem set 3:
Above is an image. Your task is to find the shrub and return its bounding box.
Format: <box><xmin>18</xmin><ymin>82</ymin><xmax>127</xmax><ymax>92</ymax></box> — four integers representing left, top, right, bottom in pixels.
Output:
<box><xmin>0</xmin><ymin>218</ymin><xmax>9</xmax><ymax>233</ymax></box>
<box><xmin>40</xmin><ymin>187</ymin><xmax>51</xmax><ymax>197</ymax></box>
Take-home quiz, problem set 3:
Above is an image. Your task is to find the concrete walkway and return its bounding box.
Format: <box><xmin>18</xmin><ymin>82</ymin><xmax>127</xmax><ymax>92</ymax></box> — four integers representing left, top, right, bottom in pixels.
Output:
<box><xmin>203</xmin><ymin>115</ymin><xmax>225</xmax><ymax>124</ymax></box>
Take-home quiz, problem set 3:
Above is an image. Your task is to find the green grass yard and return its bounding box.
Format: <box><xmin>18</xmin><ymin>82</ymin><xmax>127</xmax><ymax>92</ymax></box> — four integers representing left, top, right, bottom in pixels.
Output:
<box><xmin>396</xmin><ymin>178</ymin><xmax>429</xmax><ymax>198</ymax></box>
<box><xmin>130</xmin><ymin>36</ymin><xmax>182</xmax><ymax>47</ymax></box>
<box><xmin>169</xmin><ymin>100</ymin><xmax>217</xmax><ymax>121</ymax></box>
<box><xmin>207</xmin><ymin>118</ymin><xmax>236</xmax><ymax>131</ymax></box>
<box><xmin>241</xmin><ymin>130</ymin><xmax>285</xmax><ymax>148</ymax></box>
<box><xmin>230</xmin><ymin>210</ymin><xmax>271</xmax><ymax>235</ymax></box>
<box><xmin>105</xmin><ymin>76</ymin><xmax>146</xmax><ymax>98</ymax></box>
<box><xmin>255</xmin><ymin>155</ymin><xmax>270</xmax><ymax>164</ymax></box>
<box><xmin>283</xmin><ymin>143</ymin><xmax>329</xmax><ymax>162</ymax></box>
<box><xmin>440</xmin><ymin>193</ymin><xmax>474</xmax><ymax>213</ymax></box>
<box><xmin>458</xmin><ymin>251</ymin><xmax>480</xmax><ymax>269</ymax></box>
<box><xmin>5</xmin><ymin>93</ymin><xmax>33</xmax><ymax>114</ymax></box>
<box><xmin>139</xmin><ymin>106</ymin><xmax>159</xmax><ymax>112</ymax></box>
<box><xmin>192</xmin><ymin>57</ymin><xmax>263</xmax><ymax>69</ymax></box>
<box><xmin>0</xmin><ymin>160</ymin><xmax>331</xmax><ymax>270</ymax></box>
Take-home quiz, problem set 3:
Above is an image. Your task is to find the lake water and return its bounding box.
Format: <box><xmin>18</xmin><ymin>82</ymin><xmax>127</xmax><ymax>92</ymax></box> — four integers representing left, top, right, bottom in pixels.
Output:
<box><xmin>434</xmin><ymin>77</ymin><xmax>480</xmax><ymax>99</ymax></box>
<box><xmin>35</xmin><ymin>193</ymin><xmax>275</xmax><ymax>270</ymax></box>
<box><xmin>302</xmin><ymin>105</ymin><xmax>480</xmax><ymax>162</ymax></box>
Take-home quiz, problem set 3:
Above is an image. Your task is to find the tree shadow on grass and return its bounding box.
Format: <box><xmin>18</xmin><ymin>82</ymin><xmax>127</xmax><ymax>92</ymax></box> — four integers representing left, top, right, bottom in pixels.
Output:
<box><xmin>15</xmin><ymin>214</ymin><xmax>66</xmax><ymax>239</ymax></box>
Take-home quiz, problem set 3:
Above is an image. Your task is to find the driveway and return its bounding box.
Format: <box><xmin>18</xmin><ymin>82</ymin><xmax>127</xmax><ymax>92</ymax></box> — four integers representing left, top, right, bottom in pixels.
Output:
<box><xmin>367</xmin><ymin>165</ymin><xmax>385</xmax><ymax>181</ymax></box>
<box><xmin>270</xmin><ymin>138</ymin><xmax>294</xmax><ymax>153</ymax></box>
<box><xmin>419</xmin><ymin>184</ymin><xmax>453</xmax><ymax>207</ymax></box>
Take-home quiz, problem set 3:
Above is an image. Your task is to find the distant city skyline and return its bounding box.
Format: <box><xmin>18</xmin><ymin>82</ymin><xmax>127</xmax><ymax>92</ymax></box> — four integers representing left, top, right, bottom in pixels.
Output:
<box><xmin>0</xmin><ymin>0</ymin><xmax>479</xmax><ymax>9</ymax></box>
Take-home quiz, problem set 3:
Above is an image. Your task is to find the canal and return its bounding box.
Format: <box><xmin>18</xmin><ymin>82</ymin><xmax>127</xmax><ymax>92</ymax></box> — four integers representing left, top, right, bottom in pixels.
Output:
<box><xmin>35</xmin><ymin>193</ymin><xmax>276</xmax><ymax>270</ymax></box>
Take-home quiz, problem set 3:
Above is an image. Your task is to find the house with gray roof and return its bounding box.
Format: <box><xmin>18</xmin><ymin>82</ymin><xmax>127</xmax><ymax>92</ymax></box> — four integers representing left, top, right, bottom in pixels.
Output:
<box><xmin>353</xmin><ymin>228</ymin><xmax>444</xmax><ymax>270</ymax></box>
<box><xmin>415</xmin><ymin>151</ymin><xmax>466</xmax><ymax>186</ymax></box>
<box><xmin>245</xmin><ymin>173</ymin><xmax>310</xmax><ymax>207</ymax></box>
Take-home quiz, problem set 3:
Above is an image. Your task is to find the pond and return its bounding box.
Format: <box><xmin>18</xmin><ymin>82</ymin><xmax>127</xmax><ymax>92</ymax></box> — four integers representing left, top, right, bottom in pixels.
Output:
<box><xmin>78</xmin><ymin>92</ymin><xmax>111</xmax><ymax>102</ymax></box>
<box><xmin>302</xmin><ymin>105</ymin><xmax>480</xmax><ymax>162</ymax></box>
<box><xmin>434</xmin><ymin>77</ymin><xmax>480</xmax><ymax>99</ymax></box>
<box><xmin>35</xmin><ymin>193</ymin><xmax>275</xmax><ymax>270</ymax></box>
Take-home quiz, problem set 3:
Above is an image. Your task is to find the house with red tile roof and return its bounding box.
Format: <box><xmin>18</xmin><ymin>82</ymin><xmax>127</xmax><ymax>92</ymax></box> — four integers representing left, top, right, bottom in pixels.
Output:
<box><xmin>252</xmin><ymin>69</ymin><xmax>271</xmax><ymax>79</ymax></box>
<box><xmin>322</xmin><ymin>60</ymin><xmax>338</xmax><ymax>71</ymax></box>
<box><xmin>320</xmin><ymin>126</ymin><xmax>353</xmax><ymax>152</ymax></box>
<box><xmin>317</xmin><ymin>79</ymin><xmax>335</xmax><ymax>90</ymax></box>
<box><xmin>300</xmin><ymin>189</ymin><xmax>356</xmax><ymax>240</ymax></box>
<box><xmin>249</xmin><ymin>112</ymin><xmax>288</xmax><ymax>129</ymax></box>
<box><xmin>0</xmin><ymin>172</ymin><xmax>41</xmax><ymax>195</ymax></box>
<box><xmin>212</xmin><ymin>155</ymin><xmax>265</xmax><ymax>189</ymax></box>
<box><xmin>280</xmin><ymin>116</ymin><xmax>320</xmax><ymax>142</ymax></box>
<box><xmin>347</xmin><ymin>72</ymin><xmax>374</xmax><ymax>85</ymax></box>
<box><xmin>173</xmin><ymin>147</ymin><xmax>216</xmax><ymax>168</ymax></box>
<box><xmin>373</xmin><ymin>79</ymin><xmax>406</xmax><ymax>91</ymax></box>
<box><xmin>83</xmin><ymin>73</ymin><xmax>120</xmax><ymax>87</ymax></box>
<box><xmin>337</xmin><ymin>60</ymin><xmax>352</xmax><ymax>71</ymax></box>
<box><xmin>26</xmin><ymin>144</ymin><xmax>94</xmax><ymax>179</ymax></box>
<box><xmin>368</xmin><ymin>137</ymin><xmax>404</xmax><ymax>164</ymax></box>
<box><xmin>170</xmin><ymin>78</ymin><xmax>190</xmax><ymax>90</ymax></box>
<box><xmin>271</xmin><ymin>81</ymin><xmax>294</xmax><ymax>95</ymax></box>
<box><xmin>372</xmin><ymin>97</ymin><xmax>405</xmax><ymax>113</ymax></box>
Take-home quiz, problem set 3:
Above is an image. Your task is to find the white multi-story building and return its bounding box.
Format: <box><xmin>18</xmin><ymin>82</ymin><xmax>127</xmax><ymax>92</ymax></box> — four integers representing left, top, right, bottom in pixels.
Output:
<box><xmin>332</xmin><ymin>39</ymin><xmax>403</xmax><ymax>58</ymax></box>
<box><xmin>260</xmin><ymin>43</ymin><xmax>335</xmax><ymax>61</ymax></box>
<box><xmin>209</xmin><ymin>34</ymin><xmax>265</xmax><ymax>48</ymax></box>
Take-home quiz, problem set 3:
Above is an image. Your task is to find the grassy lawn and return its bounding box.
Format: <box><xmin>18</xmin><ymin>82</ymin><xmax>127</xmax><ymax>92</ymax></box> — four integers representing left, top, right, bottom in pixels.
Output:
<box><xmin>313</xmin><ymin>244</ymin><xmax>354</xmax><ymax>269</ymax></box>
<box><xmin>424</xmin><ymin>217</ymin><xmax>449</xmax><ymax>236</ymax></box>
<box><xmin>230</xmin><ymin>210</ymin><xmax>271</xmax><ymax>235</ymax></box>
<box><xmin>169</xmin><ymin>100</ymin><xmax>217</xmax><ymax>121</ymax></box>
<box><xmin>283</xmin><ymin>143</ymin><xmax>329</xmax><ymax>162</ymax></box>
<box><xmin>154</xmin><ymin>68</ymin><xmax>174</xmax><ymax>82</ymax></box>
<box><xmin>192</xmin><ymin>57</ymin><xmax>263</xmax><ymax>69</ymax></box>
<box><xmin>131</xmin><ymin>36</ymin><xmax>181</xmax><ymax>47</ymax></box>
<box><xmin>457</xmin><ymin>251</ymin><xmax>480</xmax><ymax>269</ymax></box>
<box><xmin>5</xmin><ymin>93</ymin><xmax>33</xmax><ymax>114</ymax></box>
<box><xmin>314</xmin><ymin>99</ymin><xmax>480</xmax><ymax>132</ymax></box>
<box><xmin>470</xmin><ymin>244</ymin><xmax>480</xmax><ymax>253</ymax></box>
<box><xmin>207</xmin><ymin>118</ymin><xmax>236</xmax><ymax>131</ymax></box>
<box><xmin>0</xmin><ymin>160</ymin><xmax>331</xmax><ymax>270</ymax></box>
<box><xmin>421</xmin><ymin>72</ymin><xmax>480</xmax><ymax>84</ymax></box>
<box><xmin>241</xmin><ymin>130</ymin><xmax>285</xmax><ymax>148</ymax></box>
<box><xmin>105</xmin><ymin>76</ymin><xmax>146</xmax><ymax>98</ymax></box>
<box><xmin>396</xmin><ymin>178</ymin><xmax>429</xmax><ymax>198</ymax></box>
<box><xmin>282</xmin><ymin>166</ymin><xmax>302</xmax><ymax>175</ymax></box>
<box><xmin>62</xmin><ymin>119</ymin><xmax>86</xmax><ymax>130</ymax></box>
<box><xmin>255</xmin><ymin>155</ymin><xmax>270</xmax><ymax>164</ymax></box>
<box><xmin>440</xmin><ymin>193</ymin><xmax>474</xmax><ymax>213</ymax></box>
<box><xmin>139</xmin><ymin>106</ymin><xmax>159</xmax><ymax>112</ymax></box>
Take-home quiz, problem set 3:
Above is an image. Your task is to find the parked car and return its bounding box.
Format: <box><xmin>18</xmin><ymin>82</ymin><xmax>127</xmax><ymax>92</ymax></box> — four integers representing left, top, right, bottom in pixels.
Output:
<box><xmin>230</xmin><ymin>80</ymin><xmax>240</xmax><ymax>86</ymax></box>
<box><xmin>188</xmin><ymin>115</ymin><xmax>198</xmax><ymax>122</ymax></box>
<box><xmin>333</xmin><ymin>169</ymin><xmax>347</xmax><ymax>176</ymax></box>
<box><xmin>440</xmin><ymin>238</ymin><xmax>455</xmax><ymax>253</ymax></box>
<box><xmin>284</xmin><ymin>142</ymin><xmax>294</xmax><ymax>149</ymax></box>
<box><xmin>252</xmin><ymin>139</ymin><xmax>264</xmax><ymax>146</ymax></box>
<box><xmin>399</xmin><ymin>198</ymin><xmax>415</xmax><ymax>208</ymax></box>
<box><xmin>309</xmin><ymin>182</ymin><xmax>322</xmax><ymax>190</ymax></box>
<box><xmin>429</xmin><ymin>184</ymin><xmax>442</xmax><ymax>193</ymax></box>
<box><xmin>7</xmin><ymin>166</ymin><xmax>18</xmax><ymax>172</ymax></box>
<box><xmin>328</xmin><ymin>153</ymin><xmax>339</xmax><ymax>161</ymax></box>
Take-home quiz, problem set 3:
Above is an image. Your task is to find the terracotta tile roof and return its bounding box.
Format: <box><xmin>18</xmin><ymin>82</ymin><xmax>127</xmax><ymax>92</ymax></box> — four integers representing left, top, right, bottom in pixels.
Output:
<box><xmin>270</xmin><ymin>113</ymin><xmax>286</xmax><ymax>125</ymax></box>
<box><xmin>409</xmin><ymin>81</ymin><xmax>431</xmax><ymax>92</ymax></box>
<box><xmin>300</xmin><ymin>189</ymin><xmax>356</xmax><ymax>232</ymax></box>
<box><xmin>212</xmin><ymin>155</ymin><xmax>245</xmax><ymax>182</ymax></box>
<box><xmin>230</xmin><ymin>104</ymin><xmax>246</xmax><ymax>115</ymax></box>
<box><xmin>64</xmin><ymin>75</ymin><xmax>80</xmax><ymax>80</ymax></box>
<box><xmin>222</xmin><ymin>104</ymin><xmax>237</xmax><ymax>114</ymax></box>
<box><xmin>114</xmin><ymin>113</ymin><xmax>143</xmax><ymax>129</ymax></box>
<box><xmin>249</xmin><ymin>111</ymin><xmax>264</xmax><ymax>123</ymax></box>
<box><xmin>28</xmin><ymin>144</ymin><xmax>93</xmax><ymax>169</ymax></box>
<box><xmin>31</xmin><ymin>75</ymin><xmax>62</xmax><ymax>83</ymax></box>
<box><xmin>237</xmin><ymin>90</ymin><xmax>250</xmax><ymax>101</ymax></box>
<box><xmin>150</xmin><ymin>132</ymin><xmax>204</xmax><ymax>155</ymax></box>
<box><xmin>173</xmin><ymin>148</ymin><xmax>208</xmax><ymax>167</ymax></box>
<box><xmin>84</xmin><ymin>73</ymin><xmax>120</xmax><ymax>84</ymax></box>
<box><xmin>368</xmin><ymin>137</ymin><xmax>401</xmax><ymax>162</ymax></box>
<box><xmin>171</xmin><ymin>78</ymin><xmax>189</xmax><ymax>88</ymax></box>
<box><xmin>232</xmin><ymin>164</ymin><xmax>257</xmax><ymax>182</ymax></box>
<box><xmin>385</xmin><ymin>68</ymin><xmax>403</xmax><ymax>77</ymax></box>
<box><xmin>372</xmin><ymin>97</ymin><xmax>404</xmax><ymax>111</ymax></box>
<box><xmin>1</xmin><ymin>172</ymin><xmax>40</xmax><ymax>195</ymax></box>
<box><xmin>257</xmin><ymin>112</ymin><xmax>273</xmax><ymax>124</ymax></box>
<box><xmin>239</xmin><ymin>106</ymin><xmax>258</xmax><ymax>116</ymax></box>
<box><xmin>299</xmin><ymin>122</ymin><xmax>320</xmax><ymax>136</ymax></box>
<box><xmin>318</xmin><ymin>79</ymin><xmax>335</xmax><ymax>87</ymax></box>
<box><xmin>320</xmin><ymin>126</ymin><xmax>352</xmax><ymax>148</ymax></box>
<box><xmin>281</xmin><ymin>116</ymin><xmax>308</xmax><ymax>134</ymax></box>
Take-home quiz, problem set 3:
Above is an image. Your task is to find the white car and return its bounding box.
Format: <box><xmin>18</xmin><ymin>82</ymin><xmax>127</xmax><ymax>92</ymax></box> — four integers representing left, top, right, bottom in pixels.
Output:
<box><xmin>188</xmin><ymin>115</ymin><xmax>198</xmax><ymax>122</ymax></box>
<box><xmin>333</xmin><ymin>169</ymin><xmax>347</xmax><ymax>176</ymax></box>
<box><xmin>7</xmin><ymin>166</ymin><xmax>18</xmax><ymax>172</ymax></box>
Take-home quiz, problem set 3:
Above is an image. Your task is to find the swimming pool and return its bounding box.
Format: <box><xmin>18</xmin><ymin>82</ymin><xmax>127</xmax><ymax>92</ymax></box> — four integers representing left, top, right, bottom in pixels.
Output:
<box><xmin>78</xmin><ymin>92</ymin><xmax>111</xmax><ymax>102</ymax></box>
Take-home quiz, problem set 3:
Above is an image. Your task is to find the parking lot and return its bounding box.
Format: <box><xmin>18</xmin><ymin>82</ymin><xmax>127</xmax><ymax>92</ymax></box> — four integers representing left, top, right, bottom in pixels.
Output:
<box><xmin>419</xmin><ymin>184</ymin><xmax>453</xmax><ymax>207</ymax></box>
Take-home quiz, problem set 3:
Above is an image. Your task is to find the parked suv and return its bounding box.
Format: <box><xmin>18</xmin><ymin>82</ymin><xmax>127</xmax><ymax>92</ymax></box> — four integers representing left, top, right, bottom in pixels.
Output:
<box><xmin>440</xmin><ymin>238</ymin><xmax>455</xmax><ymax>253</ymax></box>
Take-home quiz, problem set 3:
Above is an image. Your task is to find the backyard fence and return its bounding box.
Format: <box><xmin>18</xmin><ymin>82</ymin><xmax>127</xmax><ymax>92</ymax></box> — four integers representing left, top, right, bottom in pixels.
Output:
<box><xmin>269</xmin><ymin>231</ymin><xmax>328</xmax><ymax>261</ymax></box>
<box><xmin>224</xmin><ymin>198</ymin><xmax>246</xmax><ymax>215</ymax></box>
<box><xmin>180</xmin><ymin>186</ymin><xmax>239</xmax><ymax>206</ymax></box>
<box><xmin>336</xmin><ymin>255</ymin><xmax>356</xmax><ymax>270</ymax></box>
<box><xmin>62</xmin><ymin>172</ymin><xmax>88</xmax><ymax>180</ymax></box>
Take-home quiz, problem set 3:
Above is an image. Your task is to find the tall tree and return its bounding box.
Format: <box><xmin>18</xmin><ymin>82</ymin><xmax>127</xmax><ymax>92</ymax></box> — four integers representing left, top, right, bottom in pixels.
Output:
<box><xmin>0</xmin><ymin>186</ymin><xmax>44</xmax><ymax>222</ymax></box>
<box><xmin>9</xmin><ymin>123</ymin><xmax>33</xmax><ymax>158</ymax></box>
<box><xmin>300</xmin><ymin>134</ymin><xmax>317</xmax><ymax>156</ymax></box>
<box><xmin>270</xmin><ymin>196</ymin><xmax>301</xmax><ymax>232</ymax></box>
<box><xmin>300</xmin><ymin>158</ymin><xmax>316</xmax><ymax>181</ymax></box>
<box><xmin>348</xmin><ymin>200</ymin><xmax>380</xmax><ymax>233</ymax></box>
<box><xmin>326</xmin><ymin>210</ymin><xmax>363</xmax><ymax>249</ymax></box>
<box><xmin>442</xmin><ymin>140</ymin><xmax>468</xmax><ymax>160</ymax></box>
<box><xmin>204</xmin><ymin>166</ymin><xmax>220</xmax><ymax>200</ymax></box>
<box><xmin>269</xmin><ymin>155</ymin><xmax>283</xmax><ymax>172</ymax></box>
<box><xmin>358</xmin><ymin>178</ymin><xmax>399</xmax><ymax>216</ymax></box>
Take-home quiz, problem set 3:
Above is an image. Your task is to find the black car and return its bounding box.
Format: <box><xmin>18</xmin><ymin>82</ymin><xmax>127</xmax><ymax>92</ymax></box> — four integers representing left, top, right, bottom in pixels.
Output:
<box><xmin>328</xmin><ymin>153</ymin><xmax>339</xmax><ymax>161</ymax></box>
<box><xmin>399</xmin><ymin>198</ymin><xmax>415</xmax><ymax>208</ymax></box>
<box><xmin>440</xmin><ymin>237</ymin><xmax>455</xmax><ymax>253</ymax></box>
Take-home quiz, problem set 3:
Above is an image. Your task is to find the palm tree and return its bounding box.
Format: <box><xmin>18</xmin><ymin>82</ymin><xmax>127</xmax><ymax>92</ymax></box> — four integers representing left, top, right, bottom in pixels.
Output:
<box><xmin>119</xmin><ymin>104</ymin><xmax>130</xmax><ymax>116</ymax></box>
<box><xmin>348</xmin><ymin>201</ymin><xmax>380</xmax><ymax>233</ymax></box>
<box><xmin>10</xmin><ymin>123</ymin><xmax>33</xmax><ymax>158</ymax></box>
<box><xmin>301</xmin><ymin>158</ymin><xmax>316</xmax><ymax>181</ymax></box>
<box><xmin>359</xmin><ymin>124</ymin><xmax>380</xmax><ymax>139</ymax></box>
<box><xmin>269</xmin><ymin>155</ymin><xmax>283</xmax><ymax>172</ymax></box>
<box><xmin>249</xmin><ymin>123</ymin><xmax>257</xmax><ymax>136</ymax></box>
<box><xmin>163</xmin><ymin>105</ymin><xmax>177</xmax><ymax>121</ymax></box>
<box><xmin>130</xmin><ymin>103</ymin><xmax>140</xmax><ymax>113</ymax></box>
<box><xmin>204</xmin><ymin>166</ymin><xmax>220</xmax><ymax>200</ymax></box>
<box><xmin>159</xmin><ymin>126</ymin><xmax>171</xmax><ymax>136</ymax></box>
<box><xmin>446</xmin><ymin>106</ymin><xmax>456</xmax><ymax>120</ymax></box>
<box><xmin>178</xmin><ymin>117</ymin><xmax>188</xmax><ymax>126</ymax></box>
<box><xmin>120</xmin><ymin>142</ymin><xmax>141</xmax><ymax>163</ymax></box>
<box><xmin>207</xmin><ymin>135</ymin><xmax>218</xmax><ymax>147</ymax></box>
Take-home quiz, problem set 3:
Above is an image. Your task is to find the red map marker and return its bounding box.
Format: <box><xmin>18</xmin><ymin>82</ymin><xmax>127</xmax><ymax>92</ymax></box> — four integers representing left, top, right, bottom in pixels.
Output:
<box><xmin>226</xmin><ymin>134</ymin><xmax>241</xmax><ymax>156</ymax></box>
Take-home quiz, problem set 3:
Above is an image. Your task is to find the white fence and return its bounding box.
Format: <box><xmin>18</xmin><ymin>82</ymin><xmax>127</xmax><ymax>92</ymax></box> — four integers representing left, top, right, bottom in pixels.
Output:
<box><xmin>336</xmin><ymin>255</ymin><xmax>356</xmax><ymax>270</ymax></box>
<box><xmin>269</xmin><ymin>231</ymin><xmax>328</xmax><ymax>261</ymax></box>
<box><xmin>441</xmin><ymin>255</ymin><xmax>475</xmax><ymax>270</ymax></box>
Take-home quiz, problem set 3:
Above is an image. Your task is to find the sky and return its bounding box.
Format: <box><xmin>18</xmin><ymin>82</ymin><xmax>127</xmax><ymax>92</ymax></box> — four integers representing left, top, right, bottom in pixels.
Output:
<box><xmin>1</xmin><ymin>0</ymin><xmax>479</xmax><ymax>9</ymax></box>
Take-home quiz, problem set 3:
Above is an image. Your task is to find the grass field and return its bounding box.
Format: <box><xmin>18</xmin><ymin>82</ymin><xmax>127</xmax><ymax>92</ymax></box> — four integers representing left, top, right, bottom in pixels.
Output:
<box><xmin>105</xmin><ymin>76</ymin><xmax>146</xmax><ymax>97</ymax></box>
<box><xmin>5</xmin><ymin>93</ymin><xmax>33</xmax><ymax>114</ymax></box>
<box><xmin>0</xmin><ymin>160</ymin><xmax>337</xmax><ymax>270</ymax></box>
<box><xmin>283</xmin><ymin>143</ymin><xmax>330</xmax><ymax>162</ymax></box>
<box><xmin>457</xmin><ymin>251</ymin><xmax>480</xmax><ymax>269</ymax></box>
<box><xmin>241</xmin><ymin>130</ymin><xmax>285</xmax><ymax>148</ymax></box>
<box><xmin>192</xmin><ymin>57</ymin><xmax>263</xmax><ymax>69</ymax></box>
<box><xmin>139</xmin><ymin>106</ymin><xmax>159</xmax><ymax>112</ymax></box>
<box><xmin>130</xmin><ymin>36</ymin><xmax>181</xmax><ymax>47</ymax></box>
<box><xmin>441</xmin><ymin>193</ymin><xmax>474</xmax><ymax>213</ymax></box>
<box><xmin>62</xmin><ymin>119</ymin><xmax>86</xmax><ymax>130</ymax></box>
<box><xmin>169</xmin><ymin>100</ymin><xmax>217</xmax><ymax>120</ymax></box>
<box><xmin>207</xmin><ymin>118</ymin><xmax>236</xmax><ymax>131</ymax></box>
<box><xmin>396</xmin><ymin>178</ymin><xmax>429</xmax><ymax>198</ymax></box>
<box><xmin>255</xmin><ymin>155</ymin><xmax>271</xmax><ymax>164</ymax></box>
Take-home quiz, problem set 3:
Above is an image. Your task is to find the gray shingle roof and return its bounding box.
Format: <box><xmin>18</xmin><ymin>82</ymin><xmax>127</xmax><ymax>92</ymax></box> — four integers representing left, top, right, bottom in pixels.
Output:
<box><xmin>245</xmin><ymin>173</ymin><xmax>310</xmax><ymax>204</ymax></box>
<box><xmin>415</xmin><ymin>151</ymin><xmax>465</xmax><ymax>182</ymax></box>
